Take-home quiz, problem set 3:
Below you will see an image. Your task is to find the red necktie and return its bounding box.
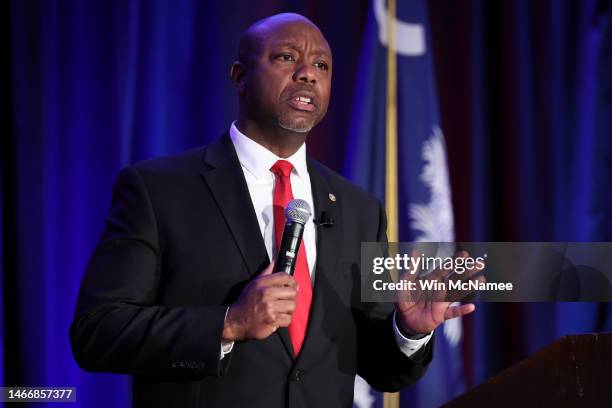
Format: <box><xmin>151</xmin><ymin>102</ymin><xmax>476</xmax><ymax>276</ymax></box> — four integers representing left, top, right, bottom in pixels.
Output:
<box><xmin>270</xmin><ymin>160</ymin><xmax>312</xmax><ymax>355</ymax></box>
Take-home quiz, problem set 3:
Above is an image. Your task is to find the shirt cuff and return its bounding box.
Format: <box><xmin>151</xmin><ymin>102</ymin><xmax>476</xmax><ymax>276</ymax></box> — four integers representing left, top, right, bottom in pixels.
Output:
<box><xmin>220</xmin><ymin>306</ymin><xmax>235</xmax><ymax>360</ymax></box>
<box><xmin>392</xmin><ymin>309</ymin><xmax>433</xmax><ymax>358</ymax></box>
<box><xmin>220</xmin><ymin>341</ymin><xmax>234</xmax><ymax>360</ymax></box>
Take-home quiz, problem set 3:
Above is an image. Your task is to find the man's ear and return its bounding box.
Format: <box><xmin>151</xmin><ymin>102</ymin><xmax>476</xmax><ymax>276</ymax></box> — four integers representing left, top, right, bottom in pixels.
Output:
<box><xmin>230</xmin><ymin>61</ymin><xmax>247</xmax><ymax>93</ymax></box>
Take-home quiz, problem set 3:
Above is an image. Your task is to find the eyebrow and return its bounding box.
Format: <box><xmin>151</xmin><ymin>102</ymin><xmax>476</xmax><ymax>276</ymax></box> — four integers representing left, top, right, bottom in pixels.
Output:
<box><xmin>272</xmin><ymin>41</ymin><xmax>331</xmax><ymax>58</ymax></box>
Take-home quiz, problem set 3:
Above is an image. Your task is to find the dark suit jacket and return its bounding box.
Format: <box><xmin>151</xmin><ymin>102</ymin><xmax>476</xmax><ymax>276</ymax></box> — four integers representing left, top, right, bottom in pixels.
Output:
<box><xmin>70</xmin><ymin>135</ymin><xmax>433</xmax><ymax>408</ymax></box>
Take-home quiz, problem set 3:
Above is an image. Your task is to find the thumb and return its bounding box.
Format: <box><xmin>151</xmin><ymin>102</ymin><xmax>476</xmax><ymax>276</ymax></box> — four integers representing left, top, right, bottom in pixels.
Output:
<box><xmin>260</xmin><ymin>261</ymin><xmax>276</xmax><ymax>276</ymax></box>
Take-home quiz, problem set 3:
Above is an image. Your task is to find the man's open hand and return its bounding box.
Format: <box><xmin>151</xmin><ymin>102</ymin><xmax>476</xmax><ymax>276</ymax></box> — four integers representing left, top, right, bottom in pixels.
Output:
<box><xmin>395</xmin><ymin>251</ymin><xmax>482</xmax><ymax>336</ymax></box>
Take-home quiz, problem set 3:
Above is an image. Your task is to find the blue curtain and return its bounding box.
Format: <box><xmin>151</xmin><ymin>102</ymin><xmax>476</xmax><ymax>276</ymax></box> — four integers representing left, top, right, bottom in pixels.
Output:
<box><xmin>8</xmin><ymin>1</ymin><xmax>248</xmax><ymax>405</ymax></box>
<box><xmin>4</xmin><ymin>1</ymin><xmax>367</xmax><ymax>406</ymax></box>
<box><xmin>429</xmin><ymin>0</ymin><xmax>612</xmax><ymax>386</ymax></box>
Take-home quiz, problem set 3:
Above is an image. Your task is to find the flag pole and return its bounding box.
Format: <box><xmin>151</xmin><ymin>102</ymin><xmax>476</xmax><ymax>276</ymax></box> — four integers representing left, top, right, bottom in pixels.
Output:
<box><xmin>383</xmin><ymin>0</ymin><xmax>399</xmax><ymax>407</ymax></box>
<box><xmin>385</xmin><ymin>0</ymin><xmax>398</xmax><ymax>246</ymax></box>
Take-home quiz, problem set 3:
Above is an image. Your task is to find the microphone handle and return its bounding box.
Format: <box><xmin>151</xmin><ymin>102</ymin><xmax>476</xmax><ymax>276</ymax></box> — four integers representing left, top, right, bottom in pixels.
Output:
<box><xmin>274</xmin><ymin>221</ymin><xmax>305</xmax><ymax>276</ymax></box>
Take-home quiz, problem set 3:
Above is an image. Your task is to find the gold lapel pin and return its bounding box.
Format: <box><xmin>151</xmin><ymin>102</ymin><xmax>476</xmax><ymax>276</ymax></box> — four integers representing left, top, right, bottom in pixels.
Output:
<box><xmin>328</xmin><ymin>193</ymin><xmax>336</xmax><ymax>202</ymax></box>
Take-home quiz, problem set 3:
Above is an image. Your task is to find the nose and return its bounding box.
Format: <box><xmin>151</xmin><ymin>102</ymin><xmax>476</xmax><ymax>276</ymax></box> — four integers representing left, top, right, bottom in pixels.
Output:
<box><xmin>293</xmin><ymin>63</ymin><xmax>316</xmax><ymax>86</ymax></box>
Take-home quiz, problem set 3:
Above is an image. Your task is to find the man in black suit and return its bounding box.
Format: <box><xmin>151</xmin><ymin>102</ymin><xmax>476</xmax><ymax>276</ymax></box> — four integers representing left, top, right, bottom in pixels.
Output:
<box><xmin>70</xmin><ymin>13</ymin><xmax>476</xmax><ymax>407</ymax></box>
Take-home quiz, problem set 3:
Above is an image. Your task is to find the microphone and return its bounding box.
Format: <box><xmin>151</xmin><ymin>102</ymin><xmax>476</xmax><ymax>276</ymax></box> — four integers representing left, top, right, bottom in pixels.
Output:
<box><xmin>275</xmin><ymin>199</ymin><xmax>312</xmax><ymax>276</ymax></box>
<box><xmin>314</xmin><ymin>211</ymin><xmax>334</xmax><ymax>228</ymax></box>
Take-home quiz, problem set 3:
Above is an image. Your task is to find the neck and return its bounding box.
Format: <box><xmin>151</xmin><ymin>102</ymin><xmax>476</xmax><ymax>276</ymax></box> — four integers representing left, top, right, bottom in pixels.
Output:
<box><xmin>236</xmin><ymin>117</ymin><xmax>307</xmax><ymax>158</ymax></box>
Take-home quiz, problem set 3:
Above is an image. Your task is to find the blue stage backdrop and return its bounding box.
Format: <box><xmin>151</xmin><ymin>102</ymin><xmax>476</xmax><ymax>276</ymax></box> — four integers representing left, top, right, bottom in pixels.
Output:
<box><xmin>429</xmin><ymin>0</ymin><xmax>612</xmax><ymax>386</ymax></box>
<box><xmin>3</xmin><ymin>1</ymin><xmax>612</xmax><ymax>407</ymax></box>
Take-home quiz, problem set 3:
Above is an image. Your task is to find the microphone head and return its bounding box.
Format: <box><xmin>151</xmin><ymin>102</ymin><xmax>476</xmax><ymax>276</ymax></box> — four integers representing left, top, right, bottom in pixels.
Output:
<box><xmin>285</xmin><ymin>199</ymin><xmax>312</xmax><ymax>225</ymax></box>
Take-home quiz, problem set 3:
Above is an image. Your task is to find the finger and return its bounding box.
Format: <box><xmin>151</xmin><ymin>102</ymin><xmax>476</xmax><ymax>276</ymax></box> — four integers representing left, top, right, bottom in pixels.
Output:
<box><xmin>456</xmin><ymin>264</ymin><xmax>484</xmax><ymax>280</ymax></box>
<box><xmin>267</xmin><ymin>324</ymin><xmax>279</xmax><ymax>336</ymax></box>
<box><xmin>449</xmin><ymin>275</ymin><xmax>487</xmax><ymax>302</ymax></box>
<box><xmin>260</xmin><ymin>261</ymin><xmax>276</xmax><ymax>276</ymax></box>
<box><xmin>275</xmin><ymin>313</ymin><xmax>293</xmax><ymax>327</ymax></box>
<box><xmin>455</xmin><ymin>250</ymin><xmax>469</xmax><ymax>259</ymax></box>
<box><xmin>409</xmin><ymin>249</ymin><xmax>420</xmax><ymax>274</ymax></box>
<box><xmin>444</xmin><ymin>253</ymin><xmax>486</xmax><ymax>294</ymax></box>
<box><xmin>259</xmin><ymin>271</ymin><xmax>297</xmax><ymax>288</ymax></box>
<box><xmin>261</xmin><ymin>285</ymin><xmax>298</xmax><ymax>301</ymax></box>
<box><xmin>273</xmin><ymin>300</ymin><xmax>297</xmax><ymax>314</ymax></box>
<box><xmin>463</xmin><ymin>275</ymin><xmax>487</xmax><ymax>286</ymax></box>
<box><xmin>459</xmin><ymin>259</ymin><xmax>486</xmax><ymax>281</ymax></box>
<box><xmin>430</xmin><ymin>249</ymin><xmax>468</xmax><ymax>279</ymax></box>
<box><xmin>427</xmin><ymin>253</ymin><xmax>468</xmax><ymax>280</ymax></box>
<box><xmin>440</xmin><ymin>251</ymin><xmax>470</xmax><ymax>280</ymax></box>
<box><xmin>444</xmin><ymin>303</ymin><xmax>476</xmax><ymax>320</ymax></box>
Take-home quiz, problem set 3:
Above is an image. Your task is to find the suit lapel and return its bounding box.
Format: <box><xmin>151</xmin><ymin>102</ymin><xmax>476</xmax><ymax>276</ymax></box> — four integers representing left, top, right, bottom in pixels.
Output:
<box><xmin>200</xmin><ymin>137</ymin><xmax>342</xmax><ymax>362</ymax></box>
<box><xmin>200</xmin><ymin>135</ymin><xmax>269</xmax><ymax>278</ymax></box>
<box><xmin>201</xmin><ymin>135</ymin><xmax>296</xmax><ymax>360</ymax></box>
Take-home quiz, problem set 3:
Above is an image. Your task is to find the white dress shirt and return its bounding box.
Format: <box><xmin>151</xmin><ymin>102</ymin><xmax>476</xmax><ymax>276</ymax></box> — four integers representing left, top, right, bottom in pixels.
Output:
<box><xmin>229</xmin><ymin>123</ymin><xmax>317</xmax><ymax>279</ymax></box>
<box><xmin>222</xmin><ymin>122</ymin><xmax>432</xmax><ymax>359</ymax></box>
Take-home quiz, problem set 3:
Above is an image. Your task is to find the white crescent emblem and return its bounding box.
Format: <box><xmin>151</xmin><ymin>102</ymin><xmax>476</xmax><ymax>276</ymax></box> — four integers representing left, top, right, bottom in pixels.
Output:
<box><xmin>373</xmin><ymin>0</ymin><xmax>426</xmax><ymax>56</ymax></box>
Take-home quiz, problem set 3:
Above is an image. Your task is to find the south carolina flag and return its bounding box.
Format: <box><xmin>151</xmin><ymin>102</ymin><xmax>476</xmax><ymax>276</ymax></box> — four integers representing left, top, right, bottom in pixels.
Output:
<box><xmin>345</xmin><ymin>1</ymin><xmax>465</xmax><ymax>407</ymax></box>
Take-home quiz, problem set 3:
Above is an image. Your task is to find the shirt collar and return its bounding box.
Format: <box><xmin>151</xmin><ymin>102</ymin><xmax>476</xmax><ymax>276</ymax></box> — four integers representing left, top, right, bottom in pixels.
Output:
<box><xmin>229</xmin><ymin>121</ymin><xmax>308</xmax><ymax>180</ymax></box>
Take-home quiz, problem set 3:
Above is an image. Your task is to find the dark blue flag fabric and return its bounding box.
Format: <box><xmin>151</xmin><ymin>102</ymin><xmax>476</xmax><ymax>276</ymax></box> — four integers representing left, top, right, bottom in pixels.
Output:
<box><xmin>345</xmin><ymin>1</ymin><xmax>464</xmax><ymax>407</ymax></box>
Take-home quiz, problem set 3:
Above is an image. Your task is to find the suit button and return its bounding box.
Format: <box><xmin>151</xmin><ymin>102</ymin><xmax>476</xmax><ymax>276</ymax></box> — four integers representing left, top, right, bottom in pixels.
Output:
<box><xmin>290</xmin><ymin>369</ymin><xmax>302</xmax><ymax>382</ymax></box>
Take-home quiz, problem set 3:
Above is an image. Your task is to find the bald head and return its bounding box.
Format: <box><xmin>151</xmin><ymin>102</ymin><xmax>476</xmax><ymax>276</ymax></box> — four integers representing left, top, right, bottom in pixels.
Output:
<box><xmin>237</xmin><ymin>13</ymin><xmax>329</xmax><ymax>66</ymax></box>
<box><xmin>230</xmin><ymin>13</ymin><xmax>332</xmax><ymax>156</ymax></box>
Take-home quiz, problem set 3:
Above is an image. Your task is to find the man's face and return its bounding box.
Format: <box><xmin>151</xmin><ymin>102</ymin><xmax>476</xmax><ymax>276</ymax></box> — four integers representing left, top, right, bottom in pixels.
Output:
<box><xmin>242</xmin><ymin>21</ymin><xmax>332</xmax><ymax>133</ymax></box>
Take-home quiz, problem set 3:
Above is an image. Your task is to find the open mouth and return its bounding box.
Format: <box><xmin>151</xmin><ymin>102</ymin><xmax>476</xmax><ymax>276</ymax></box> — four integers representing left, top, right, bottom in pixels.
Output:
<box><xmin>288</xmin><ymin>95</ymin><xmax>316</xmax><ymax>112</ymax></box>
